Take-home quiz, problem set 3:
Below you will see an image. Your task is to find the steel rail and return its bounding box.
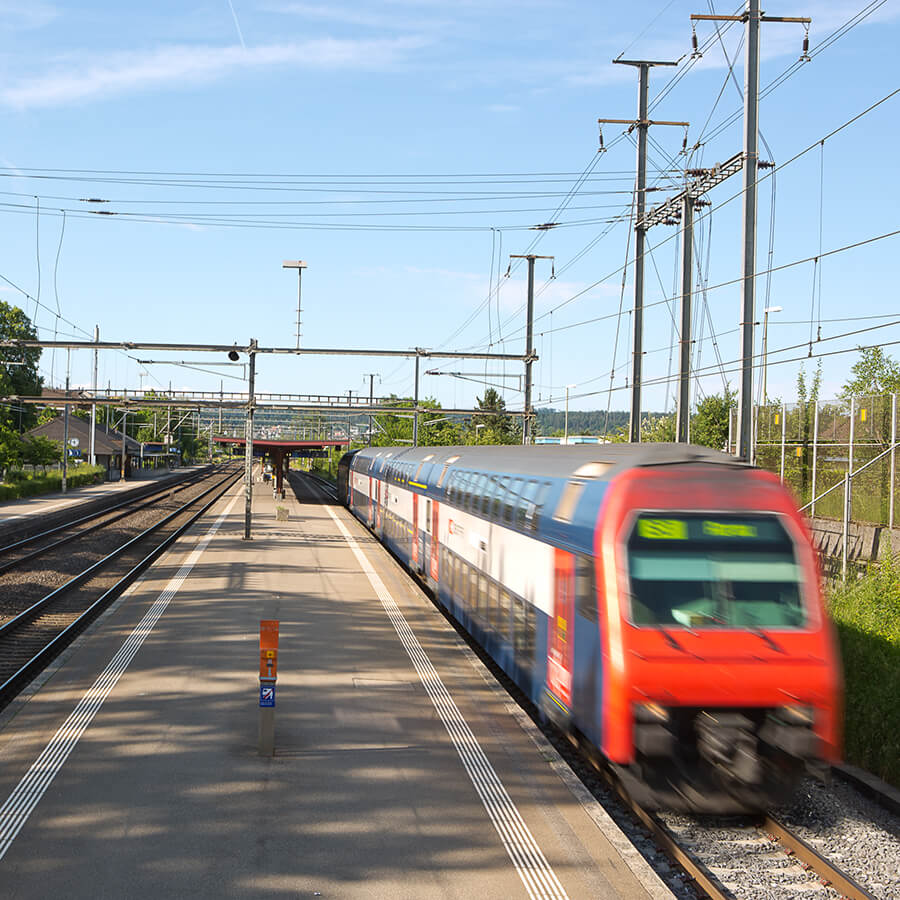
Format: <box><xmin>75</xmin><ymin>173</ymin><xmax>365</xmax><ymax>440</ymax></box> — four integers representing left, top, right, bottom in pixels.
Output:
<box><xmin>0</xmin><ymin>467</ymin><xmax>239</xmax><ymax>640</ymax></box>
<box><xmin>0</xmin><ymin>468</ymin><xmax>241</xmax><ymax>707</ymax></box>
<box><xmin>0</xmin><ymin>466</ymin><xmax>216</xmax><ymax>575</ymax></box>
<box><xmin>761</xmin><ymin>816</ymin><xmax>880</xmax><ymax>900</ymax></box>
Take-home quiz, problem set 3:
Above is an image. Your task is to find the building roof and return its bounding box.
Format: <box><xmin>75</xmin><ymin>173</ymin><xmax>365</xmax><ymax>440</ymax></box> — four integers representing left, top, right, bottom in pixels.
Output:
<box><xmin>27</xmin><ymin>416</ymin><xmax>141</xmax><ymax>455</ymax></box>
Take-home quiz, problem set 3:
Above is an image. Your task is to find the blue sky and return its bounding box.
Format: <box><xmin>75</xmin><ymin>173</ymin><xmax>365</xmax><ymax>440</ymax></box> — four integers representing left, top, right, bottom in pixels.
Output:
<box><xmin>1</xmin><ymin>0</ymin><xmax>898</xmax><ymax>419</ymax></box>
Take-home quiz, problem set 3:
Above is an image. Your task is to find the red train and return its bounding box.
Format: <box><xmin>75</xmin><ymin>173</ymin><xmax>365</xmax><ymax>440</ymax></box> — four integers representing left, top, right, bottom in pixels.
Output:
<box><xmin>337</xmin><ymin>443</ymin><xmax>843</xmax><ymax>812</ymax></box>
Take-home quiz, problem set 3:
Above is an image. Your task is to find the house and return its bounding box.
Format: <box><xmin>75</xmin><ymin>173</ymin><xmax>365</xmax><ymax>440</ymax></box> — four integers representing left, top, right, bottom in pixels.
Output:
<box><xmin>26</xmin><ymin>416</ymin><xmax>142</xmax><ymax>481</ymax></box>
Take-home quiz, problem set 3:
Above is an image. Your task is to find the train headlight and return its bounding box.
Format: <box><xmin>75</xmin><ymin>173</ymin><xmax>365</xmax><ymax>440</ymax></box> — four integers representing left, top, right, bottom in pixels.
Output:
<box><xmin>635</xmin><ymin>701</ymin><xmax>669</xmax><ymax>723</ymax></box>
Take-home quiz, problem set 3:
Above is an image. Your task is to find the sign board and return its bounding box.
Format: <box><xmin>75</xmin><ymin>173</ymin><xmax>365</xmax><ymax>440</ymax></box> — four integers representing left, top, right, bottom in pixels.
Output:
<box><xmin>259</xmin><ymin>620</ymin><xmax>279</xmax><ymax>679</ymax></box>
<box><xmin>294</xmin><ymin>449</ymin><xmax>329</xmax><ymax>458</ymax></box>
<box><xmin>68</xmin><ymin>437</ymin><xmax>80</xmax><ymax>447</ymax></box>
<box><xmin>259</xmin><ymin>684</ymin><xmax>276</xmax><ymax>707</ymax></box>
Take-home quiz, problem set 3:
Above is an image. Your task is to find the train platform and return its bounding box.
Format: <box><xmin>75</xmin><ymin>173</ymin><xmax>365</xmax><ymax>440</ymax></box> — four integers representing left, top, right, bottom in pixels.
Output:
<box><xmin>0</xmin><ymin>465</ymin><xmax>206</xmax><ymax>530</ymax></box>
<box><xmin>0</xmin><ymin>474</ymin><xmax>672</xmax><ymax>900</ymax></box>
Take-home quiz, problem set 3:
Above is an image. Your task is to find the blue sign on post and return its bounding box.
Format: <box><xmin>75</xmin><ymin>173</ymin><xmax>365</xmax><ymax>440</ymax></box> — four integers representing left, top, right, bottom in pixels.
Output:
<box><xmin>259</xmin><ymin>684</ymin><xmax>276</xmax><ymax>707</ymax></box>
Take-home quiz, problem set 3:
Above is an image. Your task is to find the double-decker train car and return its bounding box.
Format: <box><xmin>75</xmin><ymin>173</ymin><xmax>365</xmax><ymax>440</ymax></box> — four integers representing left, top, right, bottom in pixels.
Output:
<box><xmin>336</xmin><ymin>443</ymin><xmax>842</xmax><ymax>812</ymax></box>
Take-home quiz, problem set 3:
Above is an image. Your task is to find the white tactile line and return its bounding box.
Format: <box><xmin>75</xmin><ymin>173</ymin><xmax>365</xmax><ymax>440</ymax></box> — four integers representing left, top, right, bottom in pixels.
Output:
<box><xmin>0</xmin><ymin>491</ymin><xmax>242</xmax><ymax>863</ymax></box>
<box><xmin>322</xmin><ymin>502</ymin><xmax>569</xmax><ymax>900</ymax></box>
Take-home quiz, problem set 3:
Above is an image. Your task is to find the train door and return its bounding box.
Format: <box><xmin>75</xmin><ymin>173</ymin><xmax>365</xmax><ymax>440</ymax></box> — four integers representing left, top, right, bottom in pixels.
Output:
<box><xmin>375</xmin><ymin>479</ymin><xmax>382</xmax><ymax>531</ymax></box>
<box><xmin>368</xmin><ymin>476</ymin><xmax>374</xmax><ymax>524</ymax></box>
<box><xmin>547</xmin><ymin>548</ymin><xmax>575</xmax><ymax>712</ymax></box>
<box><xmin>430</xmin><ymin>501</ymin><xmax>440</xmax><ymax>581</ymax></box>
<box><xmin>412</xmin><ymin>493</ymin><xmax>420</xmax><ymax>567</ymax></box>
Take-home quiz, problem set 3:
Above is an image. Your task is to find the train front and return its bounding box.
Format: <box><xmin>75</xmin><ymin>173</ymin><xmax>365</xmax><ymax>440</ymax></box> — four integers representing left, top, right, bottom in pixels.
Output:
<box><xmin>597</xmin><ymin>461</ymin><xmax>843</xmax><ymax>813</ymax></box>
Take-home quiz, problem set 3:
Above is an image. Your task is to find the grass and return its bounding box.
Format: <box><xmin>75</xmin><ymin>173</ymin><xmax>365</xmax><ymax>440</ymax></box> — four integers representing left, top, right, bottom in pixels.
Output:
<box><xmin>826</xmin><ymin>555</ymin><xmax>900</xmax><ymax>787</ymax></box>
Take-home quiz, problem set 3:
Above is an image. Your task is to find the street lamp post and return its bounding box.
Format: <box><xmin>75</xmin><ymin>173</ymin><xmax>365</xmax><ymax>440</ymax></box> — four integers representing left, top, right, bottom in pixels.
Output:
<box><xmin>761</xmin><ymin>305</ymin><xmax>782</xmax><ymax>404</ymax></box>
<box><xmin>282</xmin><ymin>260</ymin><xmax>308</xmax><ymax>349</ymax></box>
<box><xmin>564</xmin><ymin>384</ymin><xmax>576</xmax><ymax>445</ymax></box>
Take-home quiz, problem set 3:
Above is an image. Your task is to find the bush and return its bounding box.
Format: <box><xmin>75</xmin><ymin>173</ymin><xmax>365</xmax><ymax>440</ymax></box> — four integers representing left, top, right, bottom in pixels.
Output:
<box><xmin>0</xmin><ymin>465</ymin><xmax>106</xmax><ymax>501</ymax></box>
<box><xmin>826</xmin><ymin>556</ymin><xmax>900</xmax><ymax>786</ymax></box>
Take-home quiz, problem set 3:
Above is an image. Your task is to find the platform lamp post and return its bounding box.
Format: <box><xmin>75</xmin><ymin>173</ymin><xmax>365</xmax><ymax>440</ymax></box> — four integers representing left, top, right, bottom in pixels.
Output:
<box><xmin>564</xmin><ymin>384</ymin><xmax>576</xmax><ymax>445</ymax></box>
<box><xmin>282</xmin><ymin>260</ymin><xmax>307</xmax><ymax>349</ymax></box>
<box><xmin>761</xmin><ymin>305</ymin><xmax>782</xmax><ymax>404</ymax></box>
<box><xmin>758</xmin><ymin>305</ymin><xmax>782</xmax><ymax>466</ymax></box>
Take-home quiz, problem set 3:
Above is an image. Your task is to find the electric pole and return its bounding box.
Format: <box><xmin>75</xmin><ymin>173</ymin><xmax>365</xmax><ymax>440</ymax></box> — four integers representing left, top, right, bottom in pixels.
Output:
<box><xmin>363</xmin><ymin>373</ymin><xmax>379</xmax><ymax>446</ymax></box>
<box><xmin>90</xmin><ymin>325</ymin><xmax>98</xmax><ymax>466</ymax></box>
<box><xmin>62</xmin><ymin>348</ymin><xmax>70</xmax><ymax>493</ymax></box>
<box><xmin>692</xmin><ymin>3</ymin><xmax>810</xmax><ymax>460</ymax></box>
<box><xmin>282</xmin><ymin>260</ymin><xmax>307</xmax><ymax>349</ymax></box>
<box><xmin>676</xmin><ymin>194</ymin><xmax>694</xmax><ymax>444</ymax></box>
<box><xmin>510</xmin><ymin>254</ymin><xmax>553</xmax><ymax>444</ymax></box>
<box><xmin>413</xmin><ymin>351</ymin><xmax>422</xmax><ymax>447</ymax></box>
<box><xmin>603</xmin><ymin>58</ymin><xmax>684</xmax><ymax>442</ymax></box>
<box><xmin>244</xmin><ymin>339</ymin><xmax>258</xmax><ymax>540</ymax></box>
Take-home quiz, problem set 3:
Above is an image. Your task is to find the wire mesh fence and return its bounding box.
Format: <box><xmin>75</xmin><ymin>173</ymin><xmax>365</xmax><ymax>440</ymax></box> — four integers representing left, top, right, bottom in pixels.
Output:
<box><xmin>729</xmin><ymin>393</ymin><xmax>899</xmax><ymax>529</ymax></box>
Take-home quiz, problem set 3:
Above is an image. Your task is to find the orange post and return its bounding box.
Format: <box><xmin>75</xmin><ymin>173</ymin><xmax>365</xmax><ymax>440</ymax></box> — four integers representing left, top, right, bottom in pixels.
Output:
<box><xmin>258</xmin><ymin>619</ymin><xmax>279</xmax><ymax>756</ymax></box>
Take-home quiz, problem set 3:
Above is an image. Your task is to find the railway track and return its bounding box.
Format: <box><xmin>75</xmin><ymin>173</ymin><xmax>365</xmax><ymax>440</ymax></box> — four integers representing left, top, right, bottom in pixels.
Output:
<box><xmin>0</xmin><ymin>463</ymin><xmax>242</xmax><ymax>709</ymax></box>
<box><xmin>0</xmin><ymin>465</ymin><xmax>219</xmax><ymax>576</ymax></box>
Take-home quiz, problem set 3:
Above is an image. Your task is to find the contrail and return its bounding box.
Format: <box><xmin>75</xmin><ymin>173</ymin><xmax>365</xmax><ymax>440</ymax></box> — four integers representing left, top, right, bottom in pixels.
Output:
<box><xmin>227</xmin><ymin>0</ymin><xmax>247</xmax><ymax>49</ymax></box>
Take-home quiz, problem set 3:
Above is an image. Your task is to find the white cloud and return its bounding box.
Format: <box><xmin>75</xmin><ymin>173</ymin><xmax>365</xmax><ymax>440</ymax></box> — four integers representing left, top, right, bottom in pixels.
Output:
<box><xmin>0</xmin><ymin>37</ymin><xmax>428</xmax><ymax>109</ymax></box>
<box><xmin>0</xmin><ymin>1</ymin><xmax>57</xmax><ymax>31</ymax></box>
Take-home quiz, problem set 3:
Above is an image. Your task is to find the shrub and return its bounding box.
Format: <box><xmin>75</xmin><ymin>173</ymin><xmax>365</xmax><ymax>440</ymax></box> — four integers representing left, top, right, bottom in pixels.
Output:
<box><xmin>826</xmin><ymin>555</ymin><xmax>900</xmax><ymax>786</ymax></box>
<box><xmin>0</xmin><ymin>465</ymin><xmax>106</xmax><ymax>500</ymax></box>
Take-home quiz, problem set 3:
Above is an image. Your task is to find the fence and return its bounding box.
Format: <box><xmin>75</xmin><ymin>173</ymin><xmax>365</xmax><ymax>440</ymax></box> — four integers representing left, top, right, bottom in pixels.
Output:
<box><xmin>727</xmin><ymin>393</ymin><xmax>899</xmax><ymax>531</ymax></box>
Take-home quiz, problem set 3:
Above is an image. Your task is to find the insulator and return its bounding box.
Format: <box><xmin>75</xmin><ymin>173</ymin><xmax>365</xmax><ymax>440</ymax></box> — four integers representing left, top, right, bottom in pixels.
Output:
<box><xmin>550</xmin><ymin>262</ymin><xmax>556</xmax><ymax>279</ymax></box>
<box><xmin>598</xmin><ymin>127</ymin><xmax>604</xmax><ymax>150</ymax></box>
<box><xmin>802</xmin><ymin>34</ymin><xmax>809</xmax><ymax>54</ymax></box>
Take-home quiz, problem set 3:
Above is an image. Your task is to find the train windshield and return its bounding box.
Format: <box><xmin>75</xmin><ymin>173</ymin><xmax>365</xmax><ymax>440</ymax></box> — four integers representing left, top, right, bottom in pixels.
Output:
<box><xmin>626</xmin><ymin>513</ymin><xmax>806</xmax><ymax>629</ymax></box>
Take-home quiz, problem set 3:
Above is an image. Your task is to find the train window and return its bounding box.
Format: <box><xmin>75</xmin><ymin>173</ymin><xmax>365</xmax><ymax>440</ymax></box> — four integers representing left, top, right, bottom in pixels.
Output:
<box><xmin>504</xmin><ymin>479</ymin><xmax>523</xmax><ymax>524</ymax></box>
<box><xmin>553</xmin><ymin>480</ymin><xmax>586</xmax><ymax>523</ymax></box>
<box><xmin>524</xmin><ymin>481</ymin><xmax>551</xmax><ymax>531</ymax></box>
<box><xmin>482</xmin><ymin>476</ymin><xmax>500</xmax><ymax>518</ymax></box>
<box><xmin>499</xmin><ymin>588</ymin><xmax>512</xmax><ymax>641</ymax></box>
<box><xmin>492</xmin><ymin>478</ymin><xmax>508</xmax><ymax>520</ymax></box>
<box><xmin>479</xmin><ymin>574</ymin><xmax>489</xmax><ymax>622</ymax></box>
<box><xmin>575</xmin><ymin>554</ymin><xmax>598</xmax><ymax>622</ymax></box>
<box><xmin>626</xmin><ymin>513</ymin><xmax>806</xmax><ymax>629</ymax></box>
<box><xmin>513</xmin><ymin>595</ymin><xmax>536</xmax><ymax>660</ymax></box>
<box><xmin>426</xmin><ymin>500</ymin><xmax>432</xmax><ymax>533</ymax></box>
<box><xmin>517</xmin><ymin>481</ymin><xmax>538</xmax><ymax>529</ymax></box>
<box><xmin>472</xmin><ymin>474</ymin><xmax>488</xmax><ymax>513</ymax></box>
<box><xmin>470</xmin><ymin>566</ymin><xmax>480</xmax><ymax>616</ymax></box>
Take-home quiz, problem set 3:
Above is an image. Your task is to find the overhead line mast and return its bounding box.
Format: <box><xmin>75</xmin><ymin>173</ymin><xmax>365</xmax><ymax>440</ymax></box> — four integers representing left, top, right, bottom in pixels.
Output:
<box><xmin>603</xmin><ymin>58</ymin><xmax>687</xmax><ymax>442</ymax></box>
<box><xmin>692</xmin><ymin>2</ymin><xmax>810</xmax><ymax>462</ymax></box>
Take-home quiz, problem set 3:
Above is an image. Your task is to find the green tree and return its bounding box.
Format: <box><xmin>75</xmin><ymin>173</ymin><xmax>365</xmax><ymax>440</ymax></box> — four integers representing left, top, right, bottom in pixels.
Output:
<box><xmin>641</xmin><ymin>413</ymin><xmax>676</xmax><ymax>442</ymax></box>
<box><xmin>0</xmin><ymin>426</ymin><xmax>25</xmax><ymax>480</ymax></box>
<box><xmin>22</xmin><ymin>434</ymin><xmax>62</xmax><ymax>473</ymax></box>
<box><xmin>691</xmin><ymin>390</ymin><xmax>735</xmax><ymax>450</ymax></box>
<box><xmin>469</xmin><ymin>388</ymin><xmax>520</xmax><ymax>444</ymax></box>
<box><xmin>0</xmin><ymin>302</ymin><xmax>42</xmax><ymax>433</ymax></box>
<box><xmin>793</xmin><ymin>362</ymin><xmax>823</xmax><ymax>502</ymax></box>
<box><xmin>840</xmin><ymin>347</ymin><xmax>900</xmax><ymax>399</ymax></box>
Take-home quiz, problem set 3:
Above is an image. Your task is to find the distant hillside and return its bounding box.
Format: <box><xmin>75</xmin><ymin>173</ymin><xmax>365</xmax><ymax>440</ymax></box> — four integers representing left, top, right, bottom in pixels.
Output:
<box><xmin>535</xmin><ymin>407</ymin><xmax>627</xmax><ymax>436</ymax></box>
<box><xmin>534</xmin><ymin>408</ymin><xmax>666</xmax><ymax>437</ymax></box>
